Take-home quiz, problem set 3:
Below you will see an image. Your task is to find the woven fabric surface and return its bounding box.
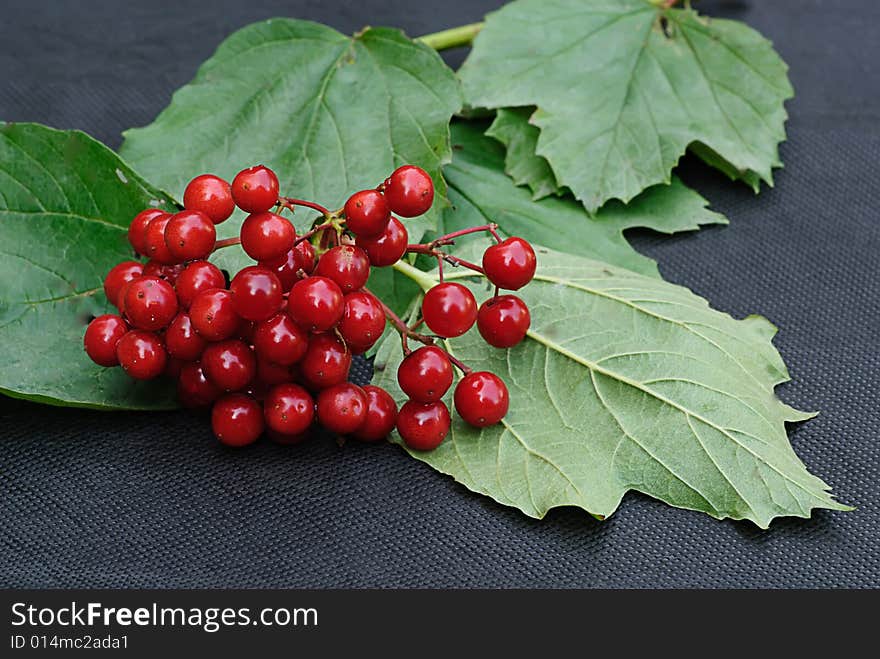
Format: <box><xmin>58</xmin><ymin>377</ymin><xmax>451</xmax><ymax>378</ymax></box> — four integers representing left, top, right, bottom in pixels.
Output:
<box><xmin>1</xmin><ymin>0</ymin><xmax>877</xmax><ymax>588</ymax></box>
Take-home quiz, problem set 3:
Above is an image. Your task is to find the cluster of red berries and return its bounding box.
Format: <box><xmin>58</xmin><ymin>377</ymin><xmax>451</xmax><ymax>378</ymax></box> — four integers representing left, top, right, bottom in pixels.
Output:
<box><xmin>84</xmin><ymin>162</ymin><xmax>536</xmax><ymax>451</ymax></box>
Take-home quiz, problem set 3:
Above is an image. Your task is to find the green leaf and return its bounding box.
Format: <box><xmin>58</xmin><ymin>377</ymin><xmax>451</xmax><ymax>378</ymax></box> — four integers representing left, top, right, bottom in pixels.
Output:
<box><xmin>443</xmin><ymin>120</ymin><xmax>725</xmax><ymax>278</ymax></box>
<box><xmin>120</xmin><ymin>19</ymin><xmax>462</xmax><ymax>275</ymax></box>
<box><xmin>459</xmin><ymin>0</ymin><xmax>793</xmax><ymax>211</ymax></box>
<box><xmin>0</xmin><ymin>123</ymin><xmax>178</xmax><ymax>410</ymax></box>
<box><xmin>486</xmin><ymin>108</ymin><xmax>564</xmax><ymax>200</ymax></box>
<box><xmin>375</xmin><ymin>248</ymin><xmax>849</xmax><ymax>527</ymax></box>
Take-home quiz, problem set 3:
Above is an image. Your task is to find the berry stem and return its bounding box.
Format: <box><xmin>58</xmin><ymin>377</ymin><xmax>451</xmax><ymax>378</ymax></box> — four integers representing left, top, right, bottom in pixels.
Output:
<box><xmin>369</xmin><ymin>288</ymin><xmax>434</xmax><ymax>354</ymax></box>
<box><xmin>212</xmin><ymin>237</ymin><xmax>241</xmax><ymax>251</ymax></box>
<box><xmin>445</xmin><ymin>352</ymin><xmax>472</xmax><ymax>376</ymax></box>
<box><xmin>278</xmin><ymin>196</ymin><xmax>332</xmax><ymax>218</ymax></box>
<box><xmin>294</xmin><ymin>222</ymin><xmax>336</xmax><ymax>247</ymax></box>
<box><xmin>417</xmin><ymin>22</ymin><xmax>484</xmax><ymax>51</ymax></box>
<box><xmin>406</xmin><ymin>244</ymin><xmax>486</xmax><ymax>275</ymax></box>
<box><xmin>428</xmin><ymin>223</ymin><xmax>501</xmax><ymax>247</ymax></box>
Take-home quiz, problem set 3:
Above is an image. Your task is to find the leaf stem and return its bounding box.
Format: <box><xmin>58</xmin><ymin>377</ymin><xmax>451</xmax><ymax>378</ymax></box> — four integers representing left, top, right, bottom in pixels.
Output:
<box><xmin>417</xmin><ymin>22</ymin><xmax>484</xmax><ymax>51</ymax></box>
<box><xmin>392</xmin><ymin>259</ymin><xmax>439</xmax><ymax>292</ymax></box>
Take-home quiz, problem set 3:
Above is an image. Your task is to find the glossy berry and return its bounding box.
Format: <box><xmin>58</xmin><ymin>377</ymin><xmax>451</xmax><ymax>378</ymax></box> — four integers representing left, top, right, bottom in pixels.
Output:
<box><xmin>263</xmin><ymin>383</ymin><xmax>314</xmax><ymax>436</ymax></box>
<box><xmin>103</xmin><ymin>261</ymin><xmax>143</xmax><ymax>308</ymax></box>
<box><xmin>116</xmin><ymin>330</ymin><xmax>167</xmax><ymax>380</ymax></box>
<box><xmin>351</xmin><ymin>386</ymin><xmax>398</xmax><ymax>442</ymax></box>
<box><xmin>122</xmin><ymin>275</ymin><xmax>178</xmax><ymax>331</ymax></box>
<box><xmin>421</xmin><ymin>282</ymin><xmax>477</xmax><ymax>338</ymax></box>
<box><xmin>397</xmin><ymin>345</ymin><xmax>453</xmax><ymax>403</ymax></box>
<box><xmin>231</xmin><ymin>165</ymin><xmax>279</xmax><ymax>213</ymax></box>
<box><xmin>144</xmin><ymin>213</ymin><xmax>177</xmax><ymax>265</ymax></box>
<box><xmin>83</xmin><ymin>314</ymin><xmax>128</xmax><ymax>367</ymax></box>
<box><xmin>338</xmin><ymin>291</ymin><xmax>385</xmax><ymax>353</ymax></box>
<box><xmin>396</xmin><ymin>400</ymin><xmax>450</xmax><ymax>451</ymax></box>
<box><xmin>211</xmin><ymin>394</ymin><xmax>264</xmax><ymax>447</ymax></box>
<box><xmin>482</xmin><ymin>237</ymin><xmax>537</xmax><ymax>291</ymax></box>
<box><xmin>317</xmin><ymin>383</ymin><xmax>367</xmax><ymax>435</ymax></box>
<box><xmin>229</xmin><ymin>266</ymin><xmax>283</xmax><ymax>322</ymax></box>
<box><xmin>255</xmin><ymin>357</ymin><xmax>292</xmax><ymax>386</ymax></box>
<box><xmin>240</xmin><ymin>212</ymin><xmax>294</xmax><ymax>261</ymax></box>
<box><xmin>189</xmin><ymin>289</ymin><xmax>240</xmax><ymax>341</ymax></box>
<box><xmin>165</xmin><ymin>312</ymin><xmax>207</xmax><ymax>361</ymax></box>
<box><xmin>129</xmin><ymin>208</ymin><xmax>167</xmax><ymax>256</ymax></box>
<box><xmin>477</xmin><ymin>295</ymin><xmax>531</xmax><ymax>348</ymax></box>
<box><xmin>164</xmin><ymin>210</ymin><xmax>217</xmax><ymax>262</ymax></box>
<box><xmin>253</xmin><ymin>312</ymin><xmax>308</xmax><ymax>365</ymax></box>
<box><xmin>454</xmin><ymin>371</ymin><xmax>509</xmax><ymax>428</ymax></box>
<box><xmin>267</xmin><ymin>428</ymin><xmax>311</xmax><ymax>445</ymax></box>
<box><xmin>142</xmin><ymin>260</ymin><xmax>185</xmax><ymax>283</ymax></box>
<box><xmin>202</xmin><ymin>339</ymin><xmax>256</xmax><ymax>392</ymax></box>
<box><xmin>287</xmin><ymin>276</ymin><xmax>344</xmax><ymax>331</ymax></box>
<box><xmin>183</xmin><ymin>174</ymin><xmax>234</xmax><ymax>224</ymax></box>
<box><xmin>344</xmin><ymin>189</ymin><xmax>390</xmax><ymax>236</ymax></box>
<box><xmin>259</xmin><ymin>247</ymin><xmax>308</xmax><ymax>291</ymax></box>
<box><xmin>299</xmin><ymin>333</ymin><xmax>351</xmax><ymax>390</ymax></box>
<box><xmin>356</xmin><ymin>216</ymin><xmax>408</xmax><ymax>267</ymax></box>
<box><xmin>177</xmin><ymin>361</ymin><xmax>222</xmax><ymax>408</ymax></box>
<box><xmin>314</xmin><ymin>245</ymin><xmax>371</xmax><ymax>292</ymax></box>
<box><xmin>295</xmin><ymin>240</ymin><xmax>316</xmax><ymax>274</ymax></box>
<box><xmin>383</xmin><ymin>165</ymin><xmax>434</xmax><ymax>217</ymax></box>
<box><xmin>175</xmin><ymin>260</ymin><xmax>225</xmax><ymax>309</ymax></box>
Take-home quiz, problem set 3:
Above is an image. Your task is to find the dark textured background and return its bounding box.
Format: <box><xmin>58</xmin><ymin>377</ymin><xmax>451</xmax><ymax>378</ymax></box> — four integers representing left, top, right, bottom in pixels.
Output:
<box><xmin>1</xmin><ymin>0</ymin><xmax>878</xmax><ymax>588</ymax></box>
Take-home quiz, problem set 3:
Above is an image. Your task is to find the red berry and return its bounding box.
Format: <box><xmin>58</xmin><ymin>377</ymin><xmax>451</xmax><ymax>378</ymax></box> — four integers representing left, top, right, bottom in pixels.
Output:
<box><xmin>396</xmin><ymin>345</ymin><xmax>453</xmax><ymax>403</ymax></box>
<box><xmin>165</xmin><ymin>312</ymin><xmax>207</xmax><ymax>361</ymax></box>
<box><xmin>264</xmin><ymin>383</ymin><xmax>315</xmax><ymax>436</ymax></box>
<box><xmin>183</xmin><ymin>174</ymin><xmax>234</xmax><ymax>224</ymax></box>
<box><xmin>175</xmin><ymin>260</ymin><xmax>225</xmax><ymax>309</ymax></box>
<box><xmin>259</xmin><ymin>247</ymin><xmax>308</xmax><ymax>291</ymax></box>
<box><xmin>129</xmin><ymin>208</ymin><xmax>167</xmax><ymax>256</ymax></box>
<box><xmin>178</xmin><ymin>361</ymin><xmax>222</xmax><ymax>408</ymax></box>
<box><xmin>383</xmin><ymin>165</ymin><xmax>434</xmax><ymax>217</ymax></box>
<box><xmin>253</xmin><ymin>312</ymin><xmax>308</xmax><ymax>365</ymax></box>
<box><xmin>142</xmin><ymin>260</ymin><xmax>185</xmax><ymax>283</ymax></box>
<box><xmin>482</xmin><ymin>237</ymin><xmax>537</xmax><ymax>291</ymax></box>
<box><xmin>212</xmin><ymin>394</ymin><xmax>264</xmax><ymax>447</ymax></box>
<box><xmin>299</xmin><ymin>333</ymin><xmax>351</xmax><ymax>390</ymax></box>
<box><xmin>144</xmin><ymin>213</ymin><xmax>178</xmax><ymax>265</ymax></box>
<box><xmin>229</xmin><ymin>266</ymin><xmax>283</xmax><ymax>322</ymax></box>
<box><xmin>122</xmin><ymin>275</ymin><xmax>178</xmax><ymax>331</ymax></box>
<box><xmin>295</xmin><ymin>240</ymin><xmax>316</xmax><ymax>274</ymax></box>
<box><xmin>421</xmin><ymin>282</ymin><xmax>477</xmax><ymax>338</ymax></box>
<box><xmin>288</xmin><ymin>276</ymin><xmax>344</xmax><ymax>331</ymax></box>
<box><xmin>202</xmin><ymin>339</ymin><xmax>256</xmax><ymax>391</ymax></box>
<box><xmin>338</xmin><ymin>291</ymin><xmax>385</xmax><ymax>353</ymax></box>
<box><xmin>116</xmin><ymin>330</ymin><xmax>167</xmax><ymax>380</ymax></box>
<box><xmin>104</xmin><ymin>261</ymin><xmax>143</xmax><ymax>308</ymax></box>
<box><xmin>256</xmin><ymin>357</ymin><xmax>292</xmax><ymax>386</ymax></box>
<box><xmin>396</xmin><ymin>400</ymin><xmax>450</xmax><ymax>451</ymax></box>
<box><xmin>317</xmin><ymin>383</ymin><xmax>367</xmax><ymax>435</ymax></box>
<box><xmin>189</xmin><ymin>289</ymin><xmax>240</xmax><ymax>341</ymax></box>
<box><xmin>314</xmin><ymin>245</ymin><xmax>371</xmax><ymax>293</ymax></box>
<box><xmin>240</xmin><ymin>211</ymin><xmax>295</xmax><ymax>261</ymax></box>
<box><xmin>83</xmin><ymin>314</ymin><xmax>128</xmax><ymax>367</ymax></box>
<box><xmin>164</xmin><ymin>210</ymin><xmax>217</xmax><ymax>262</ymax></box>
<box><xmin>164</xmin><ymin>357</ymin><xmax>184</xmax><ymax>379</ymax></box>
<box><xmin>477</xmin><ymin>295</ymin><xmax>531</xmax><ymax>348</ymax></box>
<box><xmin>355</xmin><ymin>216</ymin><xmax>408</xmax><ymax>267</ymax></box>
<box><xmin>352</xmin><ymin>385</ymin><xmax>398</xmax><ymax>442</ymax></box>
<box><xmin>454</xmin><ymin>371</ymin><xmax>509</xmax><ymax>427</ymax></box>
<box><xmin>344</xmin><ymin>189</ymin><xmax>390</xmax><ymax>237</ymax></box>
<box><xmin>231</xmin><ymin>165</ymin><xmax>279</xmax><ymax>213</ymax></box>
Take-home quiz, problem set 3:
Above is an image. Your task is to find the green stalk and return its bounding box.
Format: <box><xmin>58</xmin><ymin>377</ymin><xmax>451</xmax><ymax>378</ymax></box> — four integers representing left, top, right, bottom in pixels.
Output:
<box><xmin>393</xmin><ymin>259</ymin><xmax>438</xmax><ymax>292</ymax></box>
<box><xmin>417</xmin><ymin>22</ymin><xmax>484</xmax><ymax>51</ymax></box>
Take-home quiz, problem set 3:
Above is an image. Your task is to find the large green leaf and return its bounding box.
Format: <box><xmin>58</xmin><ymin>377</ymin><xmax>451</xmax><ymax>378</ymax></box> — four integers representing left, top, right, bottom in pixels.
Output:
<box><xmin>374</xmin><ymin>247</ymin><xmax>848</xmax><ymax>527</ymax></box>
<box><xmin>486</xmin><ymin>108</ymin><xmax>564</xmax><ymax>200</ymax></box>
<box><xmin>443</xmin><ymin>120</ymin><xmax>725</xmax><ymax>278</ymax></box>
<box><xmin>120</xmin><ymin>18</ymin><xmax>462</xmax><ymax>274</ymax></box>
<box><xmin>459</xmin><ymin>0</ymin><xmax>793</xmax><ymax>210</ymax></box>
<box><xmin>0</xmin><ymin>123</ymin><xmax>178</xmax><ymax>410</ymax></box>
